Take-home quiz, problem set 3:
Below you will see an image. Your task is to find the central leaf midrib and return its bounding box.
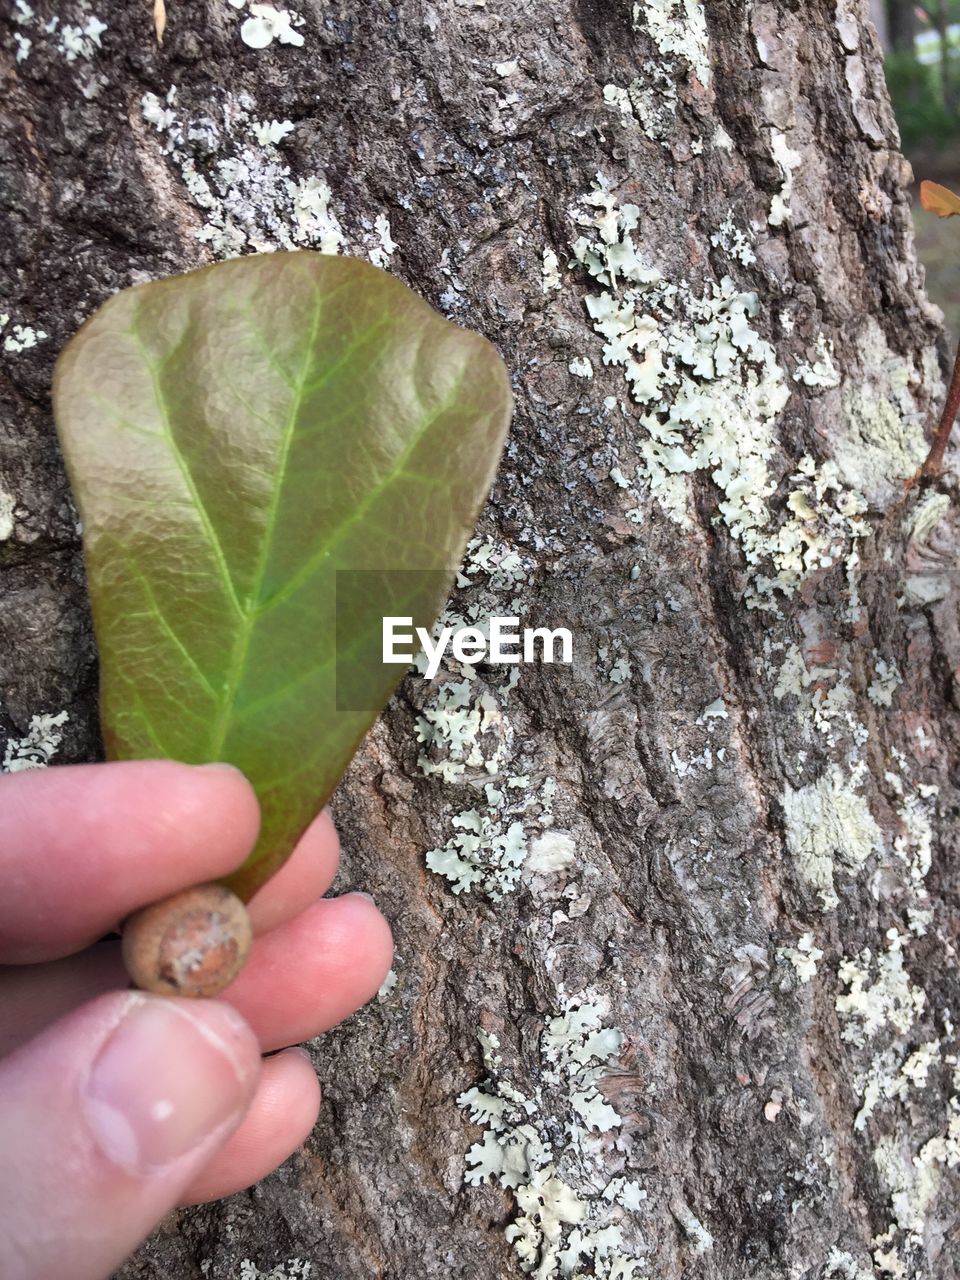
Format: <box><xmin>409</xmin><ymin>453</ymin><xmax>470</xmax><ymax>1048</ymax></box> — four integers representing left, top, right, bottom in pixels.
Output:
<box><xmin>205</xmin><ymin>295</ymin><xmax>326</xmax><ymax>761</ymax></box>
<box><xmin>204</xmin><ymin>305</ymin><xmax>400</xmax><ymax>759</ymax></box>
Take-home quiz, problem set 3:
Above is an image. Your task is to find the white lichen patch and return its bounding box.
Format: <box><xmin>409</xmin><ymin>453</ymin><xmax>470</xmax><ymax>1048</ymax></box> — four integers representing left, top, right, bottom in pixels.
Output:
<box><xmin>632</xmin><ymin>0</ymin><xmax>711</xmax><ymax>86</ymax></box>
<box><xmin>836</xmin><ymin>930</ymin><xmax>926</xmax><ymax>1047</ymax></box>
<box><xmin>140</xmin><ymin>90</ymin><xmax>344</xmax><ymax>258</ymax></box>
<box><xmin>794</xmin><ymin>334</ymin><xmax>841</xmax><ymax>390</ymax></box>
<box><xmin>868</xmin><ymin>657</ymin><xmax>901</xmax><ymax>708</ymax></box>
<box><xmin>569</xmin><ymin>179</ymin><xmax>871</xmax><ymax>607</ymax></box>
<box><xmin>569</xmin><ymin>356</ymin><xmax>594</xmax><ymax>378</ymax></box>
<box><xmin>831</xmin><ymin>320</ymin><xmax>929</xmax><ymax>506</ymax></box>
<box><xmin>459</xmin><ymin>1001</ymin><xmax>649</xmax><ymax>1279</ymax></box>
<box><xmin>59</xmin><ymin>12</ymin><xmax>107</xmax><ymax>60</ymax></box>
<box><xmin>0</xmin><ymin>487</ymin><xmax>15</xmax><ymax>542</ymax></box>
<box><xmin>525</xmin><ymin>830</ymin><xmax>577</xmax><ymax>878</ymax></box>
<box><xmin>771</xmin><ymin>638</ymin><xmax>870</xmax><ymax>748</ymax></box>
<box><xmin>366</xmin><ymin>213</ymin><xmax>398</xmax><ymax>269</ymax></box>
<box><xmin>377</xmin><ymin>968</ymin><xmax>398</xmax><ymax>1002</ymax></box>
<box><xmin>542</xmin><ymin>248</ymin><xmax>562</xmax><ymax>293</ymax></box>
<box><xmin>426</xmin><ymin>801</ymin><xmax>527</xmax><ymax>898</ymax></box>
<box><xmin>250</xmin><ymin>117</ymin><xmax>295</xmax><ymax>145</ymax></box>
<box><xmin>237</xmin><ymin>3</ymin><xmax>306</xmax><ymax>49</ymax></box>
<box><xmin>10</xmin><ymin>2</ymin><xmax>107</xmax><ymax>65</ymax></box>
<box><xmin>710</xmin><ymin>212</ymin><xmax>757</xmax><ymax>268</ymax></box>
<box><xmin>419</xmin><ymin>540</ymin><xmax>561</xmax><ymax>900</ymax></box>
<box><xmin>2</xmin><ymin>709</ymin><xmax>69</xmax><ymax>772</ymax></box>
<box><xmin>779</xmin><ymin>931</ymin><xmax>824</xmax><ymax>983</ymax></box>
<box><xmin>231</xmin><ymin>1261</ymin><xmax>313</xmax><ymax>1280</ymax></box>
<box><xmin>602</xmin><ymin>72</ymin><xmax>680</xmax><ymax>146</ymax></box>
<box><xmin>768</xmin><ymin>130</ymin><xmax>802</xmax><ymax>227</ymax></box>
<box><xmin>1</xmin><ymin>313</ymin><xmax>48</xmax><ymax>354</ymax></box>
<box><xmin>783</xmin><ymin>766</ymin><xmax>882</xmax><ymax>910</ymax></box>
<box><xmin>824</xmin><ymin>1249</ymin><xmax>874</xmax><ymax>1280</ymax></box>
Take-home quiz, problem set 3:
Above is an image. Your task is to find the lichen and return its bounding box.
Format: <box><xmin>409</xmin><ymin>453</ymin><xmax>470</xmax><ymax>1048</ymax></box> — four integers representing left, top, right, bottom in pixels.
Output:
<box><xmin>710</xmin><ymin>213</ymin><xmax>757</xmax><ymax>268</ymax></box>
<box><xmin>836</xmin><ymin>930</ymin><xmax>926</xmax><ymax>1047</ymax></box>
<box><xmin>140</xmin><ymin>89</ymin><xmax>344</xmax><ymax>258</ymax></box>
<box><xmin>794</xmin><ymin>334</ymin><xmax>841</xmax><ymax>390</ymax></box>
<box><xmin>236</xmin><ymin>3</ymin><xmax>306</xmax><ymax>50</ymax></box>
<box><xmin>768</xmin><ymin>130</ymin><xmax>802</xmax><ymax>227</ymax></box>
<box><xmin>2</xmin><ymin>709</ymin><xmax>69</xmax><ymax>772</ymax></box>
<box><xmin>9</xmin><ymin>2</ymin><xmax>107</xmax><ymax>66</ymax></box>
<box><xmin>779</xmin><ymin>932</ymin><xmax>824</xmax><ymax>984</ymax></box>
<box><xmin>867</xmin><ymin>657</ymin><xmax>901</xmax><ymax>708</ymax></box>
<box><xmin>0</xmin><ymin>488</ymin><xmax>15</xmax><ymax>542</ymax></box>
<box><xmin>783</xmin><ymin>766</ymin><xmax>882</xmax><ymax>910</ymax></box>
<box><xmin>831</xmin><ymin>320</ymin><xmax>930</xmax><ymax>506</ymax></box>
<box><xmin>632</xmin><ymin>0</ymin><xmax>711</xmax><ymax>86</ymax></box>
<box><xmin>567</xmin><ymin>178</ymin><xmax>872</xmax><ymax>608</ymax></box>
<box><xmin>459</xmin><ymin>1001</ymin><xmax>649</xmax><ymax>1279</ymax></box>
<box><xmin>1</xmin><ymin>313</ymin><xmax>48</xmax><ymax>354</ymax></box>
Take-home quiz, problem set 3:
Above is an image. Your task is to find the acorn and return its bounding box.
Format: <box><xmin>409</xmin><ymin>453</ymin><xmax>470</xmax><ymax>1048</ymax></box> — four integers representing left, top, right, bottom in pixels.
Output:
<box><xmin>122</xmin><ymin>883</ymin><xmax>253</xmax><ymax>998</ymax></box>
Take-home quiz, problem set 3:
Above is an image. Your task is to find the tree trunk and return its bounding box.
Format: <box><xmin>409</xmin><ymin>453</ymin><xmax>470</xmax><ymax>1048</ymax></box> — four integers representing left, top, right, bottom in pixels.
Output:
<box><xmin>3</xmin><ymin>2</ymin><xmax>960</xmax><ymax>1278</ymax></box>
<box><xmin>886</xmin><ymin>0</ymin><xmax>918</xmax><ymax>52</ymax></box>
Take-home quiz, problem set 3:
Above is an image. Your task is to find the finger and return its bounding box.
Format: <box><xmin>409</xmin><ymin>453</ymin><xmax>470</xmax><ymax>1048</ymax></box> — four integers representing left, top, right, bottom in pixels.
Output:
<box><xmin>246</xmin><ymin>808</ymin><xmax>341</xmax><ymax>935</ymax></box>
<box><xmin>0</xmin><ymin>893</ymin><xmax>393</xmax><ymax>1058</ymax></box>
<box><xmin>0</xmin><ymin>991</ymin><xmax>261</xmax><ymax>1280</ymax></box>
<box><xmin>178</xmin><ymin>1047</ymin><xmax>321</xmax><ymax>1204</ymax></box>
<box><xmin>225</xmin><ymin>893</ymin><xmax>393</xmax><ymax>1052</ymax></box>
<box><xmin>0</xmin><ymin>943</ymin><xmax>127</xmax><ymax>1058</ymax></box>
<box><xmin>0</xmin><ymin>761</ymin><xmax>261</xmax><ymax>964</ymax></box>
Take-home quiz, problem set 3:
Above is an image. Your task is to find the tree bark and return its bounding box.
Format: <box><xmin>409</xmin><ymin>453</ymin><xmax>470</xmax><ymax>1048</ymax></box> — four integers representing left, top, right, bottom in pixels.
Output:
<box><xmin>3</xmin><ymin>2</ymin><xmax>960</xmax><ymax>1279</ymax></box>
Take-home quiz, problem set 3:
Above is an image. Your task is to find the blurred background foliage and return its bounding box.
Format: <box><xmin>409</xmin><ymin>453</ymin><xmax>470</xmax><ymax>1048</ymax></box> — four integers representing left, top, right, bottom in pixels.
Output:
<box><xmin>875</xmin><ymin>0</ymin><xmax>960</xmax><ymax>334</ymax></box>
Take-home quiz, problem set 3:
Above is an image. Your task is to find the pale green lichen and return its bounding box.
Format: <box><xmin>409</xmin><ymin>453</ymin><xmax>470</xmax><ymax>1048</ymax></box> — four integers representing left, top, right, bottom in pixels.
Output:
<box><xmin>836</xmin><ymin>930</ymin><xmax>926</xmax><ymax>1047</ymax></box>
<box><xmin>542</xmin><ymin>248</ymin><xmax>562</xmax><ymax>293</ymax></box>
<box><xmin>459</xmin><ymin>1001</ymin><xmax>649</xmax><ymax>1279</ymax></box>
<box><xmin>2</xmin><ymin>709</ymin><xmax>69</xmax><ymax>773</ymax></box>
<box><xmin>632</xmin><ymin>0</ymin><xmax>711</xmax><ymax>86</ymax></box>
<box><xmin>568</xmin><ymin>179</ymin><xmax>873</xmax><ymax>608</ymax></box>
<box><xmin>1</xmin><ymin>312</ymin><xmax>48</xmax><ymax>354</ymax></box>
<box><xmin>868</xmin><ymin>657</ymin><xmax>902</xmax><ymax>708</ymax></box>
<box><xmin>0</xmin><ymin>486</ymin><xmax>15</xmax><ymax>542</ymax></box>
<box><xmin>419</xmin><ymin>540</ymin><xmax>561</xmax><ymax>899</ymax></box>
<box><xmin>768</xmin><ymin>130</ymin><xmax>802</xmax><ymax>227</ymax></box>
<box><xmin>831</xmin><ymin>320</ymin><xmax>929</xmax><ymax>506</ymax></box>
<box><xmin>783</xmin><ymin>766</ymin><xmax>882</xmax><ymax>910</ymax></box>
<box><xmin>794</xmin><ymin>334</ymin><xmax>841</xmax><ymax>389</ymax></box>
<box><xmin>140</xmin><ymin>89</ymin><xmax>344</xmax><ymax>258</ymax></box>
<box><xmin>710</xmin><ymin>213</ymin><xmax>757</xmax><ymax>268</ymax></box>
<box><xmin>779</xmin><ymin>931</ymin><xmax>824</xmax><ymax>984</ymax></box>
<box><xmin>236</xmin><ymin>3</ymin><xmax>306</xmax><ymax>50</ymax></box>
<box><xmin>9</xmin><ymin>2</ymin><xmax>107</xmax><ymax>67</ymax></box>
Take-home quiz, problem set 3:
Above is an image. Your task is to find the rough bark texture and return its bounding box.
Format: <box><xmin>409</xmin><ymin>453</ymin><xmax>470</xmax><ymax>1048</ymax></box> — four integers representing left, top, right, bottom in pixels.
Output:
<box><xmin>3</xmin><ymin>2</ymin><xmax>960</xmax><ymax>1279</ymax></box>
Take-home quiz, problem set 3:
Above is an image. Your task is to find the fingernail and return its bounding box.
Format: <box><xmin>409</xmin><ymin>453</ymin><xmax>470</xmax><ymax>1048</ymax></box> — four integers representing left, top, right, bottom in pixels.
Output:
<box><xmin>83</xmin><ymin>995</ymin><xmax>257</xmax><ymax>1174</ymax></box>
<box><xmin>350</xmin><ymin>891</ymin><xmax>376</xmax><ymax>904</ymax></box>
<box><xmin>196</xmin><ymin>761</ymin><xmax>245</xmax><ymax>777</ymax></box>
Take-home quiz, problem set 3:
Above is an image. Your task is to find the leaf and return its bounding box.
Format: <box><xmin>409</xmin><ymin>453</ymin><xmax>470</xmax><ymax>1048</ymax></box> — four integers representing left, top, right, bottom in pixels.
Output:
<box><xmin>920</xmin><ymin>180</ymin><xmax>960</xmax><ymax>218</ymax></box>
<box><xmin>53</xmin><ymin>252</ymin><xmax>512</xmax><ymax>899</ymax></box>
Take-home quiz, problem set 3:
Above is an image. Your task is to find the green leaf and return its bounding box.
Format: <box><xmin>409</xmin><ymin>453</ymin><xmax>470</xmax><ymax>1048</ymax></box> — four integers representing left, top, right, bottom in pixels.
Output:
<box><xmin>53</xmin><ymin>252</ymin><xmax>512</xmax><ymax>899</ymax></box>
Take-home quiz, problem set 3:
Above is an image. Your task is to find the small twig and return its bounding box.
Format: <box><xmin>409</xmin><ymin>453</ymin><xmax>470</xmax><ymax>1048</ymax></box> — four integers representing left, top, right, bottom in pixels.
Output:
<box><xmin>920</xmin><ymin>337</ymin><xmax>960</xmax><ymax>482</ymax></box>
<box><xmin>154</xmin><ymin>0</ymin><xmax>166</xmax><ymax>45</ymax></box>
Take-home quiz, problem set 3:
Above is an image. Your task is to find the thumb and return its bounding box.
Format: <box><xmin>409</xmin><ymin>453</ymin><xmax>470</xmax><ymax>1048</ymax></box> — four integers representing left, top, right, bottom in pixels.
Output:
<box><xmin>0</xmin><ymin>990</ymin><xmax>261</xmax><ymax>1280</ymax></box>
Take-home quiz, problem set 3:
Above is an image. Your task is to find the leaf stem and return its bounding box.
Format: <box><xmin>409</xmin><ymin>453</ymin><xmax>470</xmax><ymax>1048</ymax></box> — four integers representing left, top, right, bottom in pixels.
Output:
<box><xmin>922</xmin><ymin>337</ymin><xmax>960</xmax><ymax>481</ymax></box>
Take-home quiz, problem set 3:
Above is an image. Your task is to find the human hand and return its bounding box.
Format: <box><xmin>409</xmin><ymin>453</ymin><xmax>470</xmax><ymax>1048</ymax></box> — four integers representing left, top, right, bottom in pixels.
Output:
<box><xmin>0</xmin><ymin>760</ymin><xmax>393</xmax><ymax>1280</ymax></box>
